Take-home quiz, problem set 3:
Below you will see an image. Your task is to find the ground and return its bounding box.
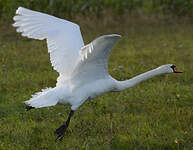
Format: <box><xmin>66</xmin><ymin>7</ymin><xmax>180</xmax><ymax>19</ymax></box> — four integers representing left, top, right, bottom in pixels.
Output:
<box><xmin>0</xmin><ymin>17</ymin><xmax>192</xmax><ymax>150</ymax></box>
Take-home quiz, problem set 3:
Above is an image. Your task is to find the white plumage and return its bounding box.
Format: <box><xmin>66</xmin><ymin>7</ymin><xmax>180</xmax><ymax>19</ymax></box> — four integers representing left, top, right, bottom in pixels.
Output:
<box><xmin>13</xmin><ymin>7</ymin><xmax>84</xmax><ymax>79</ymax></box>
<box><xmin>13</xmin><ymin>7</ymin><xmax>182</xmax><ymax>140</ymax></box>
<box><xmin>13</xmin><ymin>7</ymin><xmax>122</xmax><ymax>110</ymax></box>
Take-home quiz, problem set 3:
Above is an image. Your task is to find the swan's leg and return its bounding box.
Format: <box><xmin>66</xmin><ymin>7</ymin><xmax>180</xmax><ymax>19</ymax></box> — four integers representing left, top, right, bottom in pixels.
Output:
<box><xmin>26</xmin><ymin>106</ymin><xmax>34</xmax><ymax>111</ymax></box>
<box><xmin>55</xmin><ymin>110</ymin><xmax>74</xmax><ymax>141</ymax></box>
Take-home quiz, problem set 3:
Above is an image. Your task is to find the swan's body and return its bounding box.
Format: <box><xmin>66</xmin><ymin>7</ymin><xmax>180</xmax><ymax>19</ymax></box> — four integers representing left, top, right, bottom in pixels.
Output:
<box><xmin>13</xmin><ymin>7</ymin><xmax>182</xmax><ymax>141</ymax></box>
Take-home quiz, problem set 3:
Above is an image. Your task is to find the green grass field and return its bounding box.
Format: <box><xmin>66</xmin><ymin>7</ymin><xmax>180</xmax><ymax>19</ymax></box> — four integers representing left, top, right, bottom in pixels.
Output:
<box><xmin>0</xmin><ymin>18</ymin><xmax>193</xmax><ymax>150</ymax></box>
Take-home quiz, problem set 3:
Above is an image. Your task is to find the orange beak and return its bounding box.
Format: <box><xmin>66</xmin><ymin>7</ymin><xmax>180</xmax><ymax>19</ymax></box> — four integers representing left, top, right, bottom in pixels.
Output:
<box><xmin>173</xmin><ymin>67</ymin><xmax>183</xmax><ymax>73</ymax></box>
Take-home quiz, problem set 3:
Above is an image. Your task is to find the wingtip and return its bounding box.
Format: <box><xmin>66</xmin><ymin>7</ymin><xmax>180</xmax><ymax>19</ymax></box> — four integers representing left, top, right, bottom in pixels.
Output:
<box><xmin>12</xmin><ymin>22</ymin><xmax>16</xmax><ymax>27</ymax></box>
<box><xmin>16</xmin><ymin>6</ymin><xmax>28</xmax><ymax>15</ymax></box>
<box><xmin>16</xmin><ymin>7</ymin><xmax>22</xmax><ymax>14</ymax></box>
<box><xmin>106</xmin><ymin>34</ymin><xmax>121</xmax><ymax>39</ymax></box>
<box><xmin>112</xmin><ymin>34</ymin><xmax>121</xmax><ymax>37</ymax></box>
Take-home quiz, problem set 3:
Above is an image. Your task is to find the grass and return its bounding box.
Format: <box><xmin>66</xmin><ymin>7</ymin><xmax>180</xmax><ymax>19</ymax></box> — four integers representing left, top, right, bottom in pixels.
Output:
<box><xmin>0</xmin><ymin>17</ymin><xmax>193</xmax><ymax>150</ymax></box>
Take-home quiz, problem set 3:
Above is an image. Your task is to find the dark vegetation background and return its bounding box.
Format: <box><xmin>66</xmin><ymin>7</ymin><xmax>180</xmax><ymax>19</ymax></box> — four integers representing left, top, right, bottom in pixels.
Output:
<box><xmin>0</xmin><ymin>0</ymin><xmax>193</xmax><ymax>150</ymax></box>
<box><xmin>1</xmin><ymin>0</ymin><xmax>193</xmax><ymax>17</ymax></box>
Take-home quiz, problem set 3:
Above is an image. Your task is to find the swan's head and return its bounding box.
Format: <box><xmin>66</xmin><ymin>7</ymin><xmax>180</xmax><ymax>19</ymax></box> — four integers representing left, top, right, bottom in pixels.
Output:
<box><xmin>158</xmin><ymin>64</ymin><xmax>183</xmax><ymax>74</ymax></box>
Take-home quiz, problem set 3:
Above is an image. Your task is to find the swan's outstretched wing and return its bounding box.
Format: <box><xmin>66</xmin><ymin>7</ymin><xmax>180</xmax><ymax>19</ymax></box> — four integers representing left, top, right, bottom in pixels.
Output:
<box><xmin>69</xmin><ymin>34</ymin><xmax>121</xmax><ymax>85</ymax></box>
<box><xmin>13</xmin><ymin>7</ymin><xmax>84</xmax><ymax>79</ymax></box>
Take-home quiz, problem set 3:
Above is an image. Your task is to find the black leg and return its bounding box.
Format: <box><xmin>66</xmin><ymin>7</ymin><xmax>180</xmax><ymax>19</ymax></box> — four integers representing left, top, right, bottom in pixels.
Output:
<box><xmin>55</xmin><ymin>110</ymin><xmax>74</xmax><ymax>141</ymax></box>
<box><xmin>26</xmin><ymin>106</ymin><xmax>34</xmax><ymax>111</ymax></box>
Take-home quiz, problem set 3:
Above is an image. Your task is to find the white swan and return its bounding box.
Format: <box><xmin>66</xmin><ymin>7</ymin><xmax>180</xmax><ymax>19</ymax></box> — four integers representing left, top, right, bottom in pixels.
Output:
<box><xmin>13</xmin><ymin>7</ymin><xmax>182</xmax><ymax>141</ymax></box>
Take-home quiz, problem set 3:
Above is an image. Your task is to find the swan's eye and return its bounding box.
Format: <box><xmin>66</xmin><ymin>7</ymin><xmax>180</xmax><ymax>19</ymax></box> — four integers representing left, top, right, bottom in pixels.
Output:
<box><xmin>170</xmin><ymin>65</ymin><xmax>176</xmax><ymax>69</ymax></box>
<box><xmin>170</xmin><ymin>65</ymin><xmax>183</xmax><ymax>73</ymax></box>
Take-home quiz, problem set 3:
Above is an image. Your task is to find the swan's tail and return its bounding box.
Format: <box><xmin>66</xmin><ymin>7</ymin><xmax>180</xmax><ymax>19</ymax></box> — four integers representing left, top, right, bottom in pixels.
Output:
<box><xmin>25</xmin><ymin>87</ymin><xmax>62</xmax><ymax>108</ymax></box>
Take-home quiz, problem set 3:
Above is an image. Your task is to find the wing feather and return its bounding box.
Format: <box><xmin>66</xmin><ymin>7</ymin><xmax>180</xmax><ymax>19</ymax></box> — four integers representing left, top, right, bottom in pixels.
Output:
<box><xmin>13</xmin><ymin>7</ymin><xmax>84</xmax><ymax>78</ymax></box>
<box><xmin>69</xmin><ymin>34</ymin><xmax>121</xmax><ymax>86</ymax></box>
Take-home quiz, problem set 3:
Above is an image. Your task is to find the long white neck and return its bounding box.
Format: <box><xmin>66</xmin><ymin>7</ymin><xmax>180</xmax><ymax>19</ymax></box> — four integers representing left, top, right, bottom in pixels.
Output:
<box><xmin>114</xmin><ymin>67</ymin><xmax>168</xmax><ymax>91</ymax></box>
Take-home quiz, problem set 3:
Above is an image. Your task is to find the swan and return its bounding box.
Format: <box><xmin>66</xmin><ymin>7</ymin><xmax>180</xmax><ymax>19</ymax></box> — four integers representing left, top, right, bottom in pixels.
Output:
<box><xmin>13</xmin><ymin>7</ymin><xmax>183</xmax><ymax>141</ymax></box>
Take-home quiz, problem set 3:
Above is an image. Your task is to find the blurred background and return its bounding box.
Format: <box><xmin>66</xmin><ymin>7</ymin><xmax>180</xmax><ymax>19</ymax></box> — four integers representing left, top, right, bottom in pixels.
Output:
<box><xmin>0</xmin><ymin>1</ymin><xmax>193</xmax><ymax>150</ymax></box>
<box><xmin>1</xmin><ymin>0</ymin><xmax>193</xmax><ymax>18</ymax></box>
<box><xmin>1</xmin><ymin>0</ymin><xmax>193</xmax><ymax>37</ymax></box>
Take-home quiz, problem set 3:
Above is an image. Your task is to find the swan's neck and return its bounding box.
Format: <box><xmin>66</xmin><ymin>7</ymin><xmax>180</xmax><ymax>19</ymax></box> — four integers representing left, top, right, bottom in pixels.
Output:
<box><xmin>115</xmin><ymin>67</ymin><xmax>167</xmax><ymax>91</ymax></box>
